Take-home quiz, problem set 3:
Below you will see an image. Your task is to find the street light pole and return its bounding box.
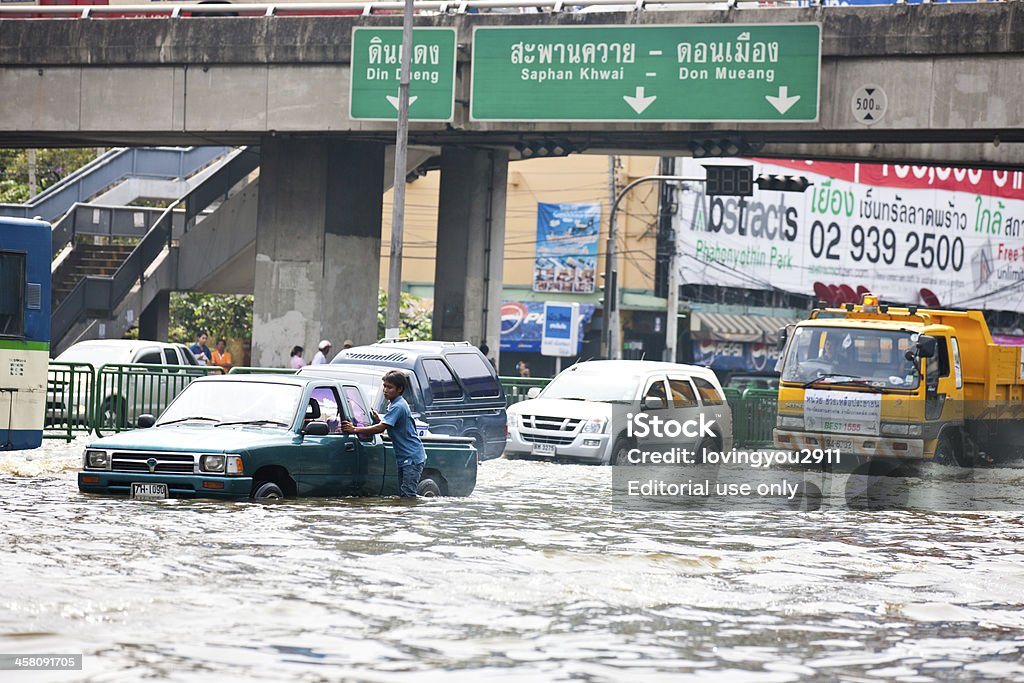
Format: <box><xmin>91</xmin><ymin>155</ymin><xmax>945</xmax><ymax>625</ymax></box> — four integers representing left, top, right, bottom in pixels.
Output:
<box><xmin>600</xmin><ymin>174</ymin><xmax>703</xmax><ymax>360</ymax></box>
<box><xmin>384</xmin><ymin>0</ymin><xmax>415</xmax><ymax>340</ymax></box>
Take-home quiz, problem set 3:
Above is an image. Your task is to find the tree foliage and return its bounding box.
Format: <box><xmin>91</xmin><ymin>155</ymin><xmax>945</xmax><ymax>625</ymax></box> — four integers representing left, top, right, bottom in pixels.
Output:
<box><xmin>169</xmin><ymin>292</ymin><xmax>253</xmax><ymax>346</ymax></box>
<box><xmin>377</xmin><ymin>290</ymin><xmax>432</xmax><ymax>341</ymax></box>
<box><xmin>0</xmin><ymin>148</ymin><xmax>98</xmax><ymax>203</ymax></box>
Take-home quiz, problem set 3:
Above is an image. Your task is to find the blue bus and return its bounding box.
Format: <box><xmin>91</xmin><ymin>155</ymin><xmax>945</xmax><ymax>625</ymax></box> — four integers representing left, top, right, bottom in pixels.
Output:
<box><xmin>0</xmin><ymin>217</ymin><xmax>51</xmax><ymax>450</ymax></box>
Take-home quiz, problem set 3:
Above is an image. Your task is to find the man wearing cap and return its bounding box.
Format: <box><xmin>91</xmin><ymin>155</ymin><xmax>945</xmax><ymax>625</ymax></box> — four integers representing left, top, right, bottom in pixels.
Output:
<box><xmin>311</xmin><ymin>340</ymin><xmax>332</xmax><ymax>365</ymax></box>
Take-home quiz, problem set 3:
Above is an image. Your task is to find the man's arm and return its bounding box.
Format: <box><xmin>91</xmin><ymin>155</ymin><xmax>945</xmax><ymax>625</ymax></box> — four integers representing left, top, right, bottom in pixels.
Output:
<box><xmin>341</xmin><ymin>419</ymin><xmax>388</xmax><ymax>436</ymax></box>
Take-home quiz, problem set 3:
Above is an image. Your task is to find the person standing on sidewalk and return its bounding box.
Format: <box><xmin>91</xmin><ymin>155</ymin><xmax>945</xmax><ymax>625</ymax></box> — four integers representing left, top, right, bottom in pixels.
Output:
<box><xmin>341</xmin><ymin>370</ymin><xmax>425</xmax><ymax>498</ymax></box>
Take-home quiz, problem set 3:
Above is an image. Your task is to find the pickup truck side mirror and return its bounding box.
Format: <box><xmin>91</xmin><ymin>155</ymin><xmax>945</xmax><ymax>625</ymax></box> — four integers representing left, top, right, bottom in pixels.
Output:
<box><xmin>303</xmin><ymin>420</ymin><xmax>329</xmax><ymax>436</ymax></box>
<box><xmin>137</xmin><ymin>414</ymin><xmax>155</xmax><ymax>428</ymax></box>
<box><xmin>526</xmin><ymin>387</ymin><xmax>541</xmax><ymax>399</ymax></box>
<box><xmin>643</xmin><ymin>397</ymin><xmax>665</xmax><ymax>411</ymax></box>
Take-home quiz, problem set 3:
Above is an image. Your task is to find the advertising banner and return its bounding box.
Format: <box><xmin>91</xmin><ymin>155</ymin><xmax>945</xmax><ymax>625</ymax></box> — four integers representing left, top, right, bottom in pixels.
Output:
<box><xmin>501</xmin><ymin>301</ymin><xmax>596</xmax><ymax>353</ymax></box>
<box><xmin>676</xmin><ymin>157</ymin><xmax>1024</xmax><ymax>312</ymax></box>
<box><xmin>692</xmin><ymin>339</ymin><xmax>782</xmax><ymax>373</ymax></box>
<box><xmin>532</xmin><ymin>202</ymin><xmax>600</xmax><ymax>293</ymax></box>
<box><xmin>541</xmin><ymin>302</ymin><xmax>581</xmax><ymax>357</ymax></box>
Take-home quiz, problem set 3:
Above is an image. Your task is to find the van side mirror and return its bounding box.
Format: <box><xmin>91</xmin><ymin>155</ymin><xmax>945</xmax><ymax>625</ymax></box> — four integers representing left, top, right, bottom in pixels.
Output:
<box><xmin>916</xmin><ymin>335</ymin><xmax>937</xmax><ymax>359</ymax></box>
<box><xmin>526</xmin><ymin>387</ymin><xmax>541</xmax><ymax>399</ymax></box>
<box><xmin>137</xmin><ymin>414</ymin><xmax>155</xmax><ymax>428</ymax></box>
<box><xmin>303</xmin><ymin>420</ymin><xmax>329</xmax><ymax>436</ymax></box>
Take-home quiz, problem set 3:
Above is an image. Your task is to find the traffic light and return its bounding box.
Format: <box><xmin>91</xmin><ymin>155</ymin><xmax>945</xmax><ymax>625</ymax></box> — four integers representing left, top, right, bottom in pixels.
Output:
<box><xmin>704</xmin><ymin>164</ymin><xmax>754</xmax><ymax>197</ymax></box>
<box><xmin>755</xmin><ymin>174</ymin><xmax>812</xmax><ymax>193</ymax></box>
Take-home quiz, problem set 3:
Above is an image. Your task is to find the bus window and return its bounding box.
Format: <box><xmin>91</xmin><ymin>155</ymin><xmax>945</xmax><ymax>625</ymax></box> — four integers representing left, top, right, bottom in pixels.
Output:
<box><xmin>0</xmin><ymin>250</ymin><xmax>26</xmax><ymax>338</ymax></box>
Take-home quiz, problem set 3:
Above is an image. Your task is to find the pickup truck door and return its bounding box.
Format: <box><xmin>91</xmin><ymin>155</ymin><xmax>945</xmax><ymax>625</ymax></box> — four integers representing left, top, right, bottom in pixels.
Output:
<box><xmin>295</xmin><ymin>385</ymin><xmax>367</xmax><ymax>497</ymax></box>
<box><xmin>341</xmin><ymin>384</ymin><xmax>386</xmax><ymax>496</ymax></box>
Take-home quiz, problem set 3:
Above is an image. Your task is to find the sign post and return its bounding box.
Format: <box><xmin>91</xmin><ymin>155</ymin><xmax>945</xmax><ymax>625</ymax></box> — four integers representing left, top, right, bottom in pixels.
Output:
<box><xmin>471</xmin><ymin>24</ymin><xmax>820</xmax><ymax>122</ymax></box>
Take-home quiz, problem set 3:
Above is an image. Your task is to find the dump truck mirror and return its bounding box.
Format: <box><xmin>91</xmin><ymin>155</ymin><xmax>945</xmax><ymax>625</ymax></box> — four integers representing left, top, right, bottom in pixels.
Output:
<box><xmin>917</xmin><ymin>336</ymin><xmax>937</xmax><ymax>359</ymax></box>
<box><xmin>777</xmin><ymin>326</ymin><xmax>789</xmax><ymax>349</ymax></box>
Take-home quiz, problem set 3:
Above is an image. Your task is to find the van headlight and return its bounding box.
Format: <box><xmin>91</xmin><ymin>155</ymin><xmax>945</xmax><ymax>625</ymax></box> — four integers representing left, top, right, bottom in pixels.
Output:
<box><xmin>582</xmin><ymin>417</ymin><xmax>607</xmax><ymax>434</ymax></box>
<box><xmin>199</xmin><ymin>455</ymin><xmax>226</xmax><ymax>473</ymax></box>
<box><xmin>86</xmin><ymin>450</ymin><xmax>110</xmax><ymax>469</ymax></box>
<box><xmin>777</xmin><ymin>415</ymin><xmax>804</xmax><ymax>429</ymax></box>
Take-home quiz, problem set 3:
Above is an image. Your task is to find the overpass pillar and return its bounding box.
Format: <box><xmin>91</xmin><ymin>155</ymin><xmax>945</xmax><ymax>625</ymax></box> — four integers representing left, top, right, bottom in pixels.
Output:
<box><xmin>252</xmin><ymin>138</ymin><xmax>384</xmax><ymax>367</ymax></box>
<box><xmin>432</xmin><ymin>148</ymin><xmax>508</xmax><ymax>362</ymax></box>
<box><xmin>139</xmin><ymin>290</ymin><xmax>169</xmax><ymax>342</ymax></box>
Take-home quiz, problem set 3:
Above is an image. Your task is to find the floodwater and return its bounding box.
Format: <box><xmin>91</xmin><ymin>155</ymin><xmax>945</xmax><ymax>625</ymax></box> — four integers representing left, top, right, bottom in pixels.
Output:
<box><xmin>2</xmin><ymin>439</ymin><xmax>1024</xmax><ymax>682</ymax></box>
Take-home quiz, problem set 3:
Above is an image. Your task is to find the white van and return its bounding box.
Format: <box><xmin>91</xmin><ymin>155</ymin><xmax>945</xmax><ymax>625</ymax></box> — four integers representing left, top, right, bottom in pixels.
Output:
<box><xmin>505</xmin><ymin>360</ymin><xmax>733</xmax><ymax>465</ymax></box>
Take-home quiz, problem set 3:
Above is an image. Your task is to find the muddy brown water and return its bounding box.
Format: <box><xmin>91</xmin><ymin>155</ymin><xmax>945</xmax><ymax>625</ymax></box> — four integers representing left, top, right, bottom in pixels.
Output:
<box><xmin>1</xmin><ymin>438</ymin><xmax>1023</xmax><ymax>681</ymax></box>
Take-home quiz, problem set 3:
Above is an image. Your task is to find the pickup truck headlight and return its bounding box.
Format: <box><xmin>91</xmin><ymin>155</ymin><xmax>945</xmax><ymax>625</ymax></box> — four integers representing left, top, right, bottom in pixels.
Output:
<box><xmin>881</xmin><ymin>423</ymin><xmax>923</xmax><ymax>437</ymax></box>
<box><xmin>507</xmin><ymin>413</ymin><xmax>519</xmax><ymax>429</ymax></box>
<box><xmin>86</xmin><ymin>450</ymin><xmax>110</xmax><ymax>469</ymax></box>
<box><xmin>777</xmin><ymin>415</ymin><xmax>804</xmax><ymax>429</ymax></box>
<box><xmin>582</xmin><ymin>417</ymin><xmax>608</xmax><ymax>434</ymax></box>
<box><xmin>200</xmin><ymin>455</ymin><xmax>226</xmax><ymax>473</ymax></box>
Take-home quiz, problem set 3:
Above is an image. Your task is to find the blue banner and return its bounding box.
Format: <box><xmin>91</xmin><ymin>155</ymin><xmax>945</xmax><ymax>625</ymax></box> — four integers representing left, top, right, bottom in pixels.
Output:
<box><xmin>532</xmin><ymin>202</ymin><xmax>600</xmax><ymax>294</ymax></box>
<box><xmin>501</xmin><ymin>301</ymin><xmax>596</xmax><ymax>353</ymax></box>
<box><xmin>692</xmin><ymin>339</ymin><xmax>781</xmax><ymax>373</ymax></box>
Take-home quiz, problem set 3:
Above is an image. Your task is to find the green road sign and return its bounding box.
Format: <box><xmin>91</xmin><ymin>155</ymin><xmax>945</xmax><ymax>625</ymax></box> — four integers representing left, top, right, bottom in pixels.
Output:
<box><xmin>350</xmin><ymin>28</ymin><xmax>456</xmax><ymax>121</ymax></box>
<box><xmin>470</xmin><ymin>24</ymin><xmax>820</xmax><ymax>122</ymax></box>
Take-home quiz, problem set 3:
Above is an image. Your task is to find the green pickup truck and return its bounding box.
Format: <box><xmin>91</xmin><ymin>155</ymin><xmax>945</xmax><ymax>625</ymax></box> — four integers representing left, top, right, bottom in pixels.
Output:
<box><xmin>77</xmin><ymin>374</ymin><xmax>477</xmax><ymax>501</ymax></box>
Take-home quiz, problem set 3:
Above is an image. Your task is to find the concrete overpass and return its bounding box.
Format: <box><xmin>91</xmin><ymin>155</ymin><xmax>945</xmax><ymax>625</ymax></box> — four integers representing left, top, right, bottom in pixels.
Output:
<box><xmin>3</xmin><ymin>2</ymin><xmax>1023</xmax><ymax>363</ymax></box>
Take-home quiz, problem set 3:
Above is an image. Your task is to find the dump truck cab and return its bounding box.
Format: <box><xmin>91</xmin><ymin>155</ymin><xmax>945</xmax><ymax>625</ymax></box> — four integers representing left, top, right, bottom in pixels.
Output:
<box><xmin>775</xmin><ymin>295</ymin><xmax>1023</xmax><ymax>466</ymax></box>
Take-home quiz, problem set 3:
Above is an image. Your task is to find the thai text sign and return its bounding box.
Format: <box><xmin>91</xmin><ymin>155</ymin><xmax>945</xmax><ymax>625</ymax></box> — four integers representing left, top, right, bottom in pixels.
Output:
<box><xmin>471</xmin><ymin>24</ymin><xmax>820</xmax><ymax>121</ymax></box>
<box><xmin>676</xmin><ymin>157</ymin><xmax>1024</xmax><ymax>312</ymax></box>
<box><xmin>804</xmin><ymin>389</ymin><xmax>882</xmax><ymax>436</ymax></box>
<box><xmin>350</xmin><ymin>28</ymin><xmax>456</xmax><ymax>121</ymax></box>
<box><xmin>533</xmin><ymin>202</ymin><xmax>600</xmax><ymax>293</ymax></box>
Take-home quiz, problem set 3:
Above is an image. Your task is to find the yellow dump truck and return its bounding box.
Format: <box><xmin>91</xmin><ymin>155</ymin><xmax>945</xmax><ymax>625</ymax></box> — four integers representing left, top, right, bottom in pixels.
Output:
<box><xmin>774</xmin><ymin>295</ymin><xmax>1024</xmax><ymax>466</ymax></box>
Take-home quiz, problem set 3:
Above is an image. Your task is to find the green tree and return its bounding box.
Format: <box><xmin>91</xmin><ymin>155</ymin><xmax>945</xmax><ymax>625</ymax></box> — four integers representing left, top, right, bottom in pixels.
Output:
<box><xmin>377</xmin><ymin>290</ymin><xmax>432</xmax><ymax>341</ymax></box>
<box><xmin>168</xmin><ymin>292</ymin><xmax>253</xmax><ymax>347</ymax></box>
<box><xmin>0</xmin><ymin>148</ymin><xmax>98</xmax><ymax>202</ymax></box>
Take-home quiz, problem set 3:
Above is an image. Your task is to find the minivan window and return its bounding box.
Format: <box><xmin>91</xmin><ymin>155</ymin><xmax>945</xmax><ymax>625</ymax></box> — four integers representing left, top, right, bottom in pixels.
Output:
<box><xmin>668</xmin><ymin>377</ymin><xmax>698</xmax><ymax>408</ymax></box>
<box><xmin>447</xmin><ymin>353</ymin><xmax>500</xmax><ymax>398</ymax></box>
<box><xmin>693</xmin><ymin>377</ymin><xmax>725</xmax><ymax>405</ymax></box>
<box><xmin>423</xmin><ymin>359</ymin><xmax>461</xmax><ymax>400</ymax></box>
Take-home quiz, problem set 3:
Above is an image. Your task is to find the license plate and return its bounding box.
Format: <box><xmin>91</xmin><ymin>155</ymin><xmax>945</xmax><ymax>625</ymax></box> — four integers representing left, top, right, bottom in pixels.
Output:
<box><xmin>131</xmin><ymin>483</ymin><xmax>168</xmax><ymax>500</ymax></box>
<box><xmin>822</xmin><ymin>438</ymin><xmax>854</xmax><ymax>452</ymax></box>
<box><xmin>532</xmin><ymin>443</ymin><xmax>556</xmax><ymax>456</ymax></box>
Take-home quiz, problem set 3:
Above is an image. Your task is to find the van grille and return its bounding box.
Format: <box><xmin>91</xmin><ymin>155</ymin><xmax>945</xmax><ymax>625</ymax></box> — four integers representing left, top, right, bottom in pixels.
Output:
<box><xmin>110</xmin><ymin>452</ymin><xmax>196</xmax><ymax>474</ymax></box>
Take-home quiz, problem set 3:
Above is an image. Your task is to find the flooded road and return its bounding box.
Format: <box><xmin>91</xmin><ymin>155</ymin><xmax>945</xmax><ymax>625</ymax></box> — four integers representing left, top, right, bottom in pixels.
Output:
<box><xmin>2</xmin><ymin>439</ymin><xmax>1024</xmax><ymax>681</ymax></box>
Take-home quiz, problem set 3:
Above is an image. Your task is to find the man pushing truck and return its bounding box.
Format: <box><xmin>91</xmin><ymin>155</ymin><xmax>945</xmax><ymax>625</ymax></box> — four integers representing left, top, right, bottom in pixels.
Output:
<box><xmin>774</xmin><ymin>294</ymin><xmax>1024</xmax><ymax>467</ymax></box>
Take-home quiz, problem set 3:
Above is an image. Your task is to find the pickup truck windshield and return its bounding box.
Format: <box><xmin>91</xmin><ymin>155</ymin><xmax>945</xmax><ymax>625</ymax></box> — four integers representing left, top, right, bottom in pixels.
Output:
<box><xmin>156</xmin><ymin>381</ymin><xmax>302</xmax><ymax>427</ymax></box>
<box><xmin>780</xmin><ymin>326</ymin><xmax>919</xmax><ymax>390</ymax></box>
<box><xmin>542</xmin><ymin>372</ymin><xmax>640</xmax><ymax>402</ymax></box>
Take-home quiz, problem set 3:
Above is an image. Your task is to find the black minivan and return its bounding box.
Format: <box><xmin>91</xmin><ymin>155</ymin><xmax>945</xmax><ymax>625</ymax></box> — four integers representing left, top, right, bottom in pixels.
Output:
<box><xmin>299</xmin><ymin>341</ymin><xmax>507</xmax><ymax>461</ymax></box>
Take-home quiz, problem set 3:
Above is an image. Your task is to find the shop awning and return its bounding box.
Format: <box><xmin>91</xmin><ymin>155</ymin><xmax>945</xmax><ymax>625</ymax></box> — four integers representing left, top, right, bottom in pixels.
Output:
<box><xmin>690</xmin><ymin>312</ymin><xmax>794</xmax><ymax>344</ymax></box>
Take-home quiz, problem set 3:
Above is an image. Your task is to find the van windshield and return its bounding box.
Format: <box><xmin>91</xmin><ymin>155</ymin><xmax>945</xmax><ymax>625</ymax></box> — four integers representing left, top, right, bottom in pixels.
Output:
<box><xmin>541</xmin><ymin>372</ymin><xmax>640</xmax><ymax>402</ymax></box>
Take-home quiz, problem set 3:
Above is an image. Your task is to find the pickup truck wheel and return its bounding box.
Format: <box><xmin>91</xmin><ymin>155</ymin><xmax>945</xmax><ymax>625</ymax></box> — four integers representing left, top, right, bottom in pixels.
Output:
<box><xmin>933</xmin><ymin>436</ymin><xmax>960</xmax><ymax>467</ymax></box>
<box><xmin>417</xmin><ymin>476</ymin><xmax>442</xmax><ymax>497</ymax></box>
<box><xmin>252</xmin><ymin>481</ymin><xmax>284</xmax><ymax>501</ymax></box>
<box><xmin>610</xmin><ymin>437</ymin><xmax>632</xmax><ymax>466</ymax></box>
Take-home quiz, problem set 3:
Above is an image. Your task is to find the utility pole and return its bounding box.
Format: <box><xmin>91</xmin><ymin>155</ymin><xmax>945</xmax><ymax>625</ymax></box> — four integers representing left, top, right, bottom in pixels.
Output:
<box><xmin>665</xmin><ymin>201</ymin><xmax>680</xmax><ymax>362</ymax></box>
<box><xmin>600</xmin><ymin>156</ymin><xmax>618</xmax><ymax>359</ymax></box>
<box><xmin>384</xmin><ymin>0</ymin><xmax>415</xmax><ymax>340</ymax></box>
<box><xmin>26</xmin><ymin>149</ymin><xmax>38</xmax><ymax>198</ymax></box>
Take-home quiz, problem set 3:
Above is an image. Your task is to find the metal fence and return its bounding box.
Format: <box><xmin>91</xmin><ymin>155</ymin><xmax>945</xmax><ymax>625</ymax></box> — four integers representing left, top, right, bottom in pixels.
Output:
<box><xmin>725</xmin><ymin>388</ymin><xmax>779</xmax><ymax>449</ymax></box>
<box><xmin>500</xmin><ymin>376</ymin><xmax>551</xmax><ymax>406</ymax></box>
<box><xmin>44</xmin><ymin>362</ymin><xmax>224</xmax><ymax>440</ymax></box>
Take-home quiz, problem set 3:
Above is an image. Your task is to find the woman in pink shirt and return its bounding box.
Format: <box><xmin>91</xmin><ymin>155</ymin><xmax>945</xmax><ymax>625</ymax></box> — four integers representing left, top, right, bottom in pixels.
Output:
<box><xmin>289</xmin><ymin>345</ymin><xmax>306</xmax><ymax>369</ymax></box>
